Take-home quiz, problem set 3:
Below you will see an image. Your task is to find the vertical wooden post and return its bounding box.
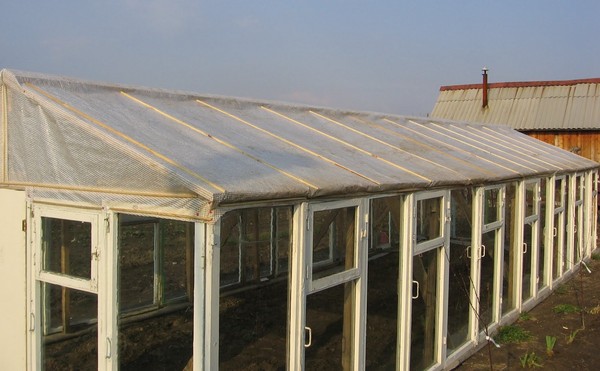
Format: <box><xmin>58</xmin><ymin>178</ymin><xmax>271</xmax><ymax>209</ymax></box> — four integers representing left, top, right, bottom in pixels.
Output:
<box><xmin>342</xmin><ymin>209</ymin><xmax>354</xmax><ymax>370</ymax></box>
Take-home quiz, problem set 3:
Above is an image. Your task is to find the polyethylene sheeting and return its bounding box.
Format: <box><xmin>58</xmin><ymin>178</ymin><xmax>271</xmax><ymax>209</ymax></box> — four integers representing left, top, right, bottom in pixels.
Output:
<box><xmin>1</xmin><ymin>69</ymin><xmax>598</xmax><ymax>221</ymax></box>
<box><xmin>27</xmin><ymin>188</ymin><xmax>213</xmax><ymax>222</ymax></box>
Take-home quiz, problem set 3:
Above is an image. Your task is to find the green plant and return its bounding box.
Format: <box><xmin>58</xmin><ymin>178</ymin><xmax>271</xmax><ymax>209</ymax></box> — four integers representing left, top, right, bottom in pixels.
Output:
<box><xmin>495</xmin><ymin>324</ymin><xmax>532</xmax><ymax>344</ymax></box>
<box><xmin>519</xmin><ymin>311</ymin><xmax>532</xmax><ymax>321</ymax></box>
<box><xmin>545</xmin><ymin>335</ymin><xmax>557</xmax><ymax>356</ymax></box>
<box><xmin>553</xmin><ymin>285</ymin><xmax>568</xmax><ymax>295</ymax></box>
<box><xmin>591</xmin><ymin>253</ymin><xmax>600</xmax><ymax>261</ymax></box>
<box><xmin>553</xmin><ymin>303</ymin><xmax>580</xmax><ymax>314</ymax></box>
<box><xmin>519</xmin><ymin>351</ymin><xmax>543</xmax><ymax>368</ymax></box>
<box><xmin>566</xmin><ymin>328</ymin><xmax>581</xmax><ymax>344</ymax></box>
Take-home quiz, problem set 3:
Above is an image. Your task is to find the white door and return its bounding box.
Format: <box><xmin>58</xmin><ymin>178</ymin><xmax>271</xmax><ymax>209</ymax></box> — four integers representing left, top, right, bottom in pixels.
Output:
<box><xmin>290</xmin><ymin>199</ymin><xmax>368</xmax><ymax>370</ymax></box>
<box><xmin>29</xmin><ymin>205</ymin><xmax>106</xmax><ymax>370</ymax></box>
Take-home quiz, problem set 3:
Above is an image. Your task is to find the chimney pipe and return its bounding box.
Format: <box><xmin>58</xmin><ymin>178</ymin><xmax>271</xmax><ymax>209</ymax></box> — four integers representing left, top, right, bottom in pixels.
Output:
<box><xmin>482</xmin><ymin>67</ymin><xmax>489</xmax><ymax>108</ymax></box>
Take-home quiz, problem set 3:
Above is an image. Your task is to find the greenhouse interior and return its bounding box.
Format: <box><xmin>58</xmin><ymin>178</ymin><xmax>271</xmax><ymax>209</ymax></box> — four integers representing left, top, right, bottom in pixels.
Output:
<box><xmin>0</xmin><ymin>69</ymin><xmax>597</xmax><ymax>370</ymax></box>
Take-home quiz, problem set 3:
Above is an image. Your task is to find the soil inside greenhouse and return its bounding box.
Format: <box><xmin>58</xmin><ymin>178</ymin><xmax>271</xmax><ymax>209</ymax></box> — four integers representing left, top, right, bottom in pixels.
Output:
<box><xmin>454</xmin><ymin>255</ymin><xmax>600</xmax><ymax>371</ymax></box>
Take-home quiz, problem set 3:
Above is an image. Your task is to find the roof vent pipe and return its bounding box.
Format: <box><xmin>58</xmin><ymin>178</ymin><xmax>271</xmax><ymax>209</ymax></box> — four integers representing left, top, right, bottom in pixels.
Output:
<box><xmin>482</xmin><ymin>67</ymin><xmax>489</xmax><ymax>108</ymax></box>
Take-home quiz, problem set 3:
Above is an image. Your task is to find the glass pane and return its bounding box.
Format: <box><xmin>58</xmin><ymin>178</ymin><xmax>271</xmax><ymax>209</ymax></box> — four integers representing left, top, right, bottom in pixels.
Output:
<box><xmin>241</xmin><ymin>208</ymin><xmax>273</xmax><ymax>281</ymax></box>
<box><xmin>552</xmin><ymin>213</ymin><xmax>562</xmax><ymax>280</ymax></box>
<box><xmin>220</xmin><ymin>281</ymin><xmax>288</xmax><ymax>369</ymax></box>
<box><xmin>163</xmin><ymin>220</ymin><xmax>194</xmax><ymax>302</ymax></box>
<box><xmin>447</xmin><ymin>189</ymin><xmax>472</xmax><ymax>355</ymax></box>
<box><xmin>275</xmin><ymin>207</ymin><xmax>293</xmax><ymax>276</ymax></box>
<box><xmin>42</xmin><ymin>283</ymin><xmax>97</xmax><ymax>370</ymax></box>
<box><xmin>366</xmin><ymin>251</ymin><xmax>398</xmax><ymax>368</ymax></box>
<box><xmin>522</xmin><ymin>223</ymin><xmax>533</xmax><ymax>302</ymax></box>
<box><xmin>555</xmin><ymin>178</ymin><xmax>564</xmax><ymax>208</ymax></box>
<box><xmin>219</xmin><ymin>207</ymin><xmax>292</xmax><ymax>370</ymax></box>
<box><xmin>538</xmin><ymin>179</ymin><xmax>547</xmax><ymax>291</ymax></box>
<box><xmin>370</xmin><ymin>196</ymin><xmax>400</xmax><ymax>251</ymax></box>
<box><xmin>484</xmin><ymin>188</ymin><xmax>500</xmax><ymax>224</ymax></box>
<box><xmin>575</xmin><ymin>176</ymin><xmax>583</xmax><ymax>201</ymax></box>
<box><xmin>42</xmin><ymin>217</ymin><xmax>92</xmax><ymax>280</ymax></box>
<box><xmin>574</xmin><ymin>205</ymin><xmax>582</xmax><ymax>263</ymax></box>
<box><xmin>417</xmin><ymin>197</ymin><xmax>442</xmax><ymax>242</ymax></box>
<box><xmin>220</xmin><ymin>211</ymin><xmax>242</xmax><ymax>286</ymax></box>
<box><xmin>502</xmin><ymin>183</ymin><xmax>517</xmax><ymax>315</ymax></box>
<box><xmin>480</xmin><ymin>231</ymin><xmax>497</xmax><ymax>328</ymax></box>
<box><xmin>312</xmin><ymin>206</ymin><xmax>356</xmax><ymax>280</ymax></box>
<box><xmin>119</xmin><ymin>217</ymin><xmax>156</xmax><ymax>311</ymax></box>
<box><xmin>306</xmin><ymin>282</ymin><xmax>354</xmax><ymax>370</ymax></box>
<box><xmin>220</xmin><ymin>207</ymin><xmax>292</xmax><ymax>288</ymax></box>
<box><xmin>411</xmin><ymin>248</ymin><xmax>438</xmax><ymax>370</ymax></box>
<box><xmin>118</xmin><ymin>216</ymin><xmax>195</xmax><ymax>370</ymax></box>
<box><xmin>525</xmin><ymin>183</ymin><xmax>538</xmax><ymax>217</ymax></box>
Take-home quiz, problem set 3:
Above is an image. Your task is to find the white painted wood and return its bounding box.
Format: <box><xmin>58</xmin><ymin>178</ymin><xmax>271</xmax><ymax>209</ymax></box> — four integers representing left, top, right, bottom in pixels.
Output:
<box><xmin>397</xmin><ymin>193</ymin><xmax>414</xmax><ymax>370</ymax></box>
<box><xmin>193</xmin><ymin>222</ymin><xmax>206</xmax><ymax>371</ymax></box>
<box><xmin>204</xmin><ymin>222</ymin><xmax>220</xmax><ymax>370</ymax></box>
<box><xmin>0</xmin><ymin>189</ymin><xmax>27</xmax><ymax>370</ymax></box>
<box><xmin>288</xmin><ymin>203</ymin><xmax>308</xmax><ymax>370</ymax></box>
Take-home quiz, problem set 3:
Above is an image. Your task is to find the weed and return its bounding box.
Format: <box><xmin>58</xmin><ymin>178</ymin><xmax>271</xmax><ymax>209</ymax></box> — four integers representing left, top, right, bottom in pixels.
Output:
<box><xmin>553</xmin><ymin>303</ymin><xmax>580</xmax><ymax>314</ymax></box>
<box><xmin>553</xmin><ymin>285</ymin><xmax>568</xmax><ymax>295</ymax></box>
<box><xmin>519</xmin><ymin>311</ymin><xmax>532</xmax><ymax>321</ymax></box>
<box><xmin>545</xmin><ymin>335</ymin><xmax>557</xmax><ymax>357</ymax></box>
<box><xmin>566</xmin><ymin>328</ymin><xmax>581</xmax><ymax>344</ymax></box>
<box><xmin>495</xmin><ymin>324</ymin><xmax>532</xmax><ymax>344</ymax></box>
<box><xmin>591</xmin><ymin>253</ymin><xmax>600</xmax><ymax>261</ymax></box>
<box><xmin>519</xmin><ymin>351</ymin><xmax>543</xmax><ymax>368</ymax></box>
<box><xmin>589</xmin><ymin>305</ymin><xmax>600</xmax><ymax>315</ymax></box>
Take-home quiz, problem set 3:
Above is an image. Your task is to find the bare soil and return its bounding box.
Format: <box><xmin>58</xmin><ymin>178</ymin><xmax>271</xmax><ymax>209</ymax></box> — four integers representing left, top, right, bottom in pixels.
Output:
<box><xmin>455</xmin><ymin>256</ymin><xmax>600</xmax><ymax>370</ymax></box>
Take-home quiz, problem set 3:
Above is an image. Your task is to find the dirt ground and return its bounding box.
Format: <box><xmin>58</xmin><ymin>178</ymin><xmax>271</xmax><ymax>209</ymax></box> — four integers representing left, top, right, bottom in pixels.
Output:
<box><xmin>455</xmin><ymin>255</ymin><xmax>600</xmax><ymax>371</ymax></box>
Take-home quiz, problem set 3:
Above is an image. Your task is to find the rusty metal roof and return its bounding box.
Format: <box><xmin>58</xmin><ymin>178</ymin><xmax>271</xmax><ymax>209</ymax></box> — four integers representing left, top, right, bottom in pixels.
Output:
<box><xmin>431</xmin><ymin>78</ymin><xmax>600</xmax><ymax>131</ymax></box>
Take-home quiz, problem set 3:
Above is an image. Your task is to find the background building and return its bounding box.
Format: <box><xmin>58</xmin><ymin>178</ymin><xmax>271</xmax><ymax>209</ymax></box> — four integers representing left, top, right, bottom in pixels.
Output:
<box><xmin>431</xmin><ymin>72</ymin><xmax>600</xmax><ymax>162</ymax></box>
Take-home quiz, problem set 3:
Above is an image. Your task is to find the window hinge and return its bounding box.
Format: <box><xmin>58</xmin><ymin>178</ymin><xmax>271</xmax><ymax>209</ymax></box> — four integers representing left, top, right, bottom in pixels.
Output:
<box><xmin>22</xmin><ymin>219</ymin><xmax>27</xmax><ymax>232</ymax></box>
<box><xmin>306</xmin><ymin>216</ymin><xmax>310</xmax><ymax>231</ymax></box>
<box><xmin>105</xmin><ymin>217</ymin><xmax>110</xmax><ymax>233</ymax></box>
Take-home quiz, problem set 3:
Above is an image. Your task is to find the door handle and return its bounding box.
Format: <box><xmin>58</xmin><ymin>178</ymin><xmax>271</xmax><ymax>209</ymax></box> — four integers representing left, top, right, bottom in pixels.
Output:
<box><xmin>304</xmin><ymin>326</ymin><xmax>312</xmax><ymax>348</ymax></box>
<box><xmin>412</xmin><ymin>280</ymin><xmax>420</xmax><ymax>299</ymax></box>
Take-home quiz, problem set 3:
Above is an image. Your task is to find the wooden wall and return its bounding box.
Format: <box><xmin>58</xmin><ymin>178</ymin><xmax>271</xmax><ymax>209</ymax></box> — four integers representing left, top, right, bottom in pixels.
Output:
<box><xmin>526</xmin><ymin>130</ymin><xmax>600</xmax><ymax>163</ymax></box>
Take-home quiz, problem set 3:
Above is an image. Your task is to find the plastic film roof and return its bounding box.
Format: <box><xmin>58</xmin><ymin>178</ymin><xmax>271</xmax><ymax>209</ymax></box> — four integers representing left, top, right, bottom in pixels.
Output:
<box><xmin>432</xmin><ymin>78</ymin><xmax>600</xmax><ymax>131</ymax></box>
<box><xmin>1</xmin><ymin>69</ymin><xmax>597</xmax><ymax>219</ymax></box>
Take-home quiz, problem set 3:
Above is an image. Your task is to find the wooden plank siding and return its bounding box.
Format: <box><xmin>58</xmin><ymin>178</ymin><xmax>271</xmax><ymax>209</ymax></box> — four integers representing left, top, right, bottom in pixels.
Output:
<box><xmin>526</xmin><ymin>130</ymin><xmax>600</xmax><ymax>163</ymax></box>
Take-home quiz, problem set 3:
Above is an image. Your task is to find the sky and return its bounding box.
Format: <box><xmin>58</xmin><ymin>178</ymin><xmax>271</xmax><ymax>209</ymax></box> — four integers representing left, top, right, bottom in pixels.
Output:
<box><xmin>0</xmin><ymin>1</ymin><xmax>598</xmax><ymax>117</ymax></box>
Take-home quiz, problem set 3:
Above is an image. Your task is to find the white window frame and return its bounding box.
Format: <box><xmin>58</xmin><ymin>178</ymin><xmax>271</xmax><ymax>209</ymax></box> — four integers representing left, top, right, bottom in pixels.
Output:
<box><xmin>398</xmin><ymin>190</ymin><xmax>449</xmax><ymax>371</ymax></box>
<box><xmin>289</xmin><ymin>198</ymin><xmax>368</xmax><ymax>370</ymax></box>
<box><xmin>28</xmin><ymin>203</ymin><xmax>109</xmax><ymax>370</ymax></box>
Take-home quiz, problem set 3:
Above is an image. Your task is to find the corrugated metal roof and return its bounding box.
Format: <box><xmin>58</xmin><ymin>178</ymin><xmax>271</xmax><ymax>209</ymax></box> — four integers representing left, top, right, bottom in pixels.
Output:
<box><xmin>1</xmin><ymin>69</ymin><xmax>596</xmax><ymax>216</ymax></box>
<box><xmin>432</xmin><ymin>78</ymin><xmax>600</xmax><ymax>131</ymax></box>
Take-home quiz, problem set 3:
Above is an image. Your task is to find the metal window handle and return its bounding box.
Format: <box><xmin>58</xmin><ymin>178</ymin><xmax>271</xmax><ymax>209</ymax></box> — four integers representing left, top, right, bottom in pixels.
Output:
<box><xmin>523</xmin><ymin>242</ymin><xmax>528</xmax><ymax>254</ymax></box>
<box><xmin>412</xmin><ymin>280</ymin><xmax>420</xmax><ymax>299</ymax></box>
<box><xmin>304</xmin><ymin>327</ymin><xmax>312</xmax><ymax>348</ymax></box>
<box><xmin>480</xmin><ymin>244</ymin><xmax>486</xmax><ymax>259</ymax></box>
<box><xmin>553</xmin><ymin>227</ymin><xmax>557</xmax><ymax>237</ymax></box>
<box><xmin>106</xmin><ymin>338</ymin><xmax>112</xmax><ymax>358</ymax></box>
<box><xmin>29</xmin><ymin>313</ymin><xmax>35</xmax><ymax>332</ymax></box>
<box><xmin>466</xmin><ymin>246</ymin><xmax>472</xmax><ymax>259</ymax></box>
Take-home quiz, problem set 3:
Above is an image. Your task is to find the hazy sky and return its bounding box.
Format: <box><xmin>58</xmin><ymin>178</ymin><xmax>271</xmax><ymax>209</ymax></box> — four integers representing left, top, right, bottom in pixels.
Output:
<box><xmin>1</xmin><ymin>1</ymin><xmax>598</xmax><ymax>116</ymax></box>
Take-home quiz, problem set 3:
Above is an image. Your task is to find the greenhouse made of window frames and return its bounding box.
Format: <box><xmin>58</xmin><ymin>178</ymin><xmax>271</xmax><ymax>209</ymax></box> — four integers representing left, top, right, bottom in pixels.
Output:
<box><xmin>0</xmin><ymin>69</ymin><xmax>598</xmax><ymax>370</ymax></box>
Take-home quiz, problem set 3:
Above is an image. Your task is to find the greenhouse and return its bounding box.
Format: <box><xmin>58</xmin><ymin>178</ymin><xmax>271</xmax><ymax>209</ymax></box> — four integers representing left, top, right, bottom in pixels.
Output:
<box><xmin>0</xmin><ymin>69</ymin><xmax>597</xmax><ymax>370</ymax></box>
